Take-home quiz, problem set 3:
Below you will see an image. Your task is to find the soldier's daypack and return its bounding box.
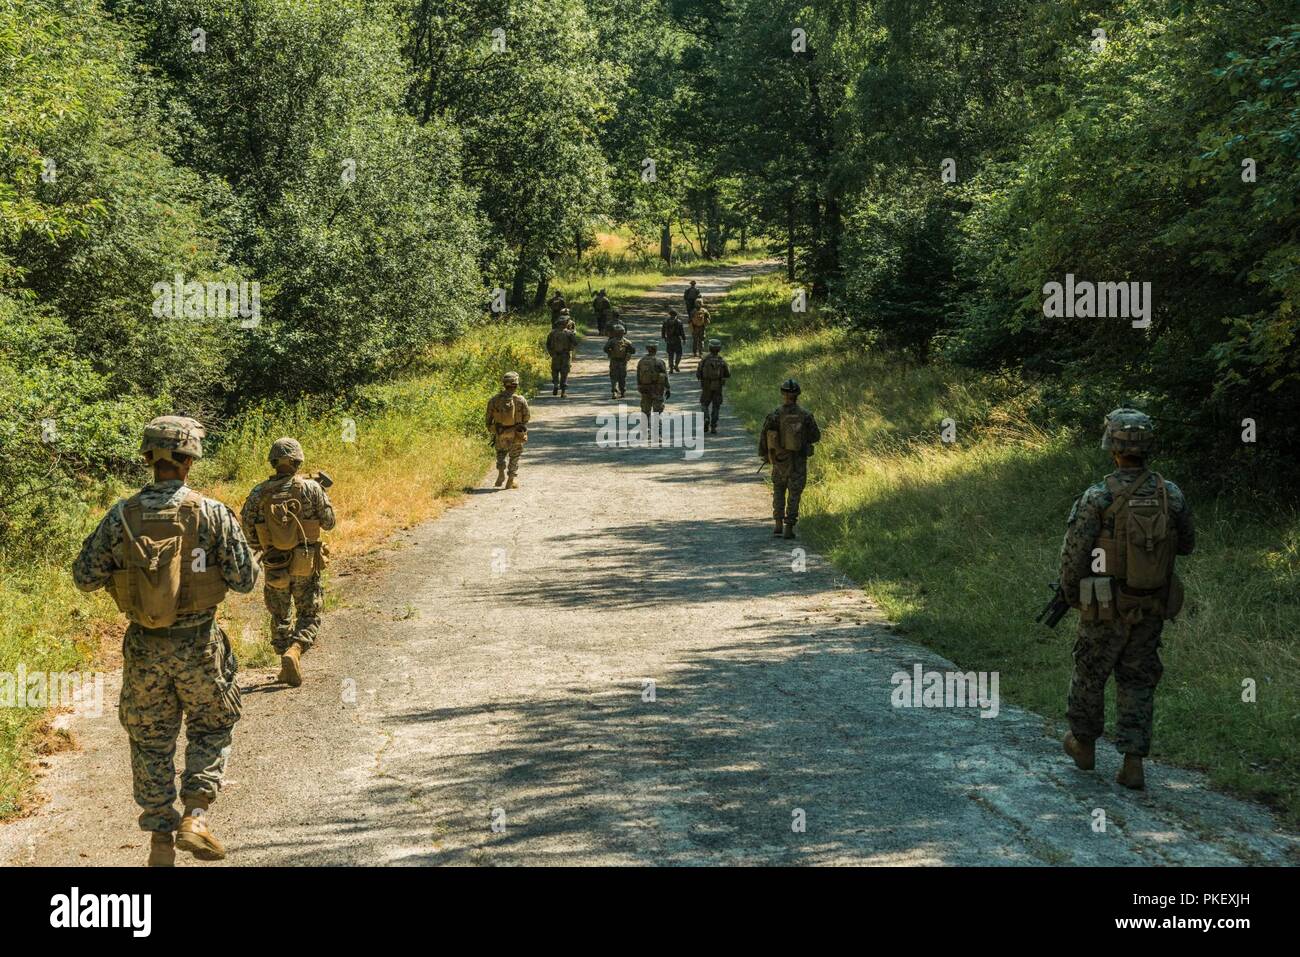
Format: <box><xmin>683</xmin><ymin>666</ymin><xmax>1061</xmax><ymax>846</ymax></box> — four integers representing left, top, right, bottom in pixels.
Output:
<box><xmin>546</xmin><ymin>328</ymin><xmax>570</xmax><ymax>356</ymax></box>
<box><xmin>108</xmin><ymin>491</ymin><xmax>228</xmax><ymax>628</ymax></box>
<box><xmin>490</xmin><ymin>393</ymin><xmax>522</xmax><ymax>427</ymax></box>
<box><xmin>608</xmin><ymin>338</ymin><xmax>633</xmax><ymax>361</ymax></box>
<box><xmin>701</xmin><ymin>357</ymin><xmax>725</xmax><ymax>384</ymax></box>
<box><xmin>256</xmin><ymin>477</ymin><xmax>326</xmax><ymax>584</ymax></box>
<box><xmin>636</xmin><ymin>357</ymin><xmax>666</xmax><ymax>389</ymax></box>
<box><xmin>690</xmin><ymin>309</ymin><xmax>709</xmax><ymax>330</ymax></box>
<box><xmin>778</xmin><ymin>408</ymin><xmax>805</xmax><ymax>451</ymax></box>
<box><xmin>1086</xmin><ymin>471</ymin><xmax>1182</xmax><ymax>622</ymax></box>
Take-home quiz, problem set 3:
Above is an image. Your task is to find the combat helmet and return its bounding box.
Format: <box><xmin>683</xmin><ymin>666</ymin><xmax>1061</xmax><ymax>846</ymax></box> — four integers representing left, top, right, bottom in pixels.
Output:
<box><xmin>708</xmin><ymin>339</ymin><xmax>722</xmax><ymax>352</ymax></box>
<box><xmin>1100</xmin><ymin>407</ymin><xmax>1155</xmax><ymax>456</ymax></box>
<box><xmin>502</xmin><ymin>371</ymin><xmax>521</xmax><ymax>388</ymax></box>
<box><xmin>779</xmin><ymin>378</ymin><xmax>801</xmax><ymax>396</ymax></box>
<box><xmin>611</xmin><ymin>322</ymin><xmax>626</xmax><ymax>336</ymax></box>
<box><xmin>269</xmin><ymin>437</ymin><xmax>304</xmax><ymax>468</ymax></box>
<box><xmin>140</xmin><ymin>415</ymin><xmax>204</xmax><ymax>464</ymax></box>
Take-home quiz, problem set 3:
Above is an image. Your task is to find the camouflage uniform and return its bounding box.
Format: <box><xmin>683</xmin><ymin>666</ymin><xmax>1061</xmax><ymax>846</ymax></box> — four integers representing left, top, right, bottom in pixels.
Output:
<box><xmin>486</xmin><ymin>372</ymin><xmax>530</xmax><ymax>482</ymax></box>
<box><xmin>661</xmin><ymin>313</ymin><xmax>686</xmax><ymax>372</ymax></box>
<box><xmin>603</xmin><ymin>325</ymin><xmax>635</xmax><ymax>398</ymax></box>
<box><xmin>684</xmin><ymin>281</ymin><xmax>701</xmax><ymax>318</ymax></box>
<box><xmin>689</xmin><ymin>306</ymin><xmax>711</xmax><ymax>358</ymax></box>
<box><xmin>696</xmin><ymin>342</ymin><xmax>730</xmax><ymax>431</ymax></box>
<box><xmin>240</xmin><ymin>471</ymin><xmax>336</xmax><ymax>655</ymax></box>
<box><xmin>636</xmin><ymin>348</ymin><xmax>671</xmax><ymax>415</ymax></box>
<box><xmin>593</xmin><ymin>291</ymin><xmax>613</xmax><ymax>335</ymax></box>
<box><xmin>758</xmin><ymin>381</ymin><xmax>821</xmax><ymax>533</ymax></box>
<box><xmin>547</xmin><ymin>291</ymin><xmax>567</xmax><ymax>322</ymax></box>
<box><xmin>546</xmin><ymin>316</ymin><xmax>578</xmax><ymax>396</ymax></box>
<box><xmin>1060</xmin><ymin>467</ymin><xmax>1194</xmax><ymax>757</ymax></box>
<box><xmin>72</xmin><ymin>418</ymin><xmax>258</xmax><ymax>835</ymax></box>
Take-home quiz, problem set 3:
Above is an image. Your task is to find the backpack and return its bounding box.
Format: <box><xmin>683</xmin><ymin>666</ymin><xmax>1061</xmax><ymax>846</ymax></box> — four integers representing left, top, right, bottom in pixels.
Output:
<box><xmin>107</xmin><ymin>491</ymin><xmax>228</xmax><ymax>627</ymax></box>
<box><xmin>778</xmin><ymin>408</ymin><xmax>805</xmax><ymax>451</ymax></box>
<box><xmin>1096</xmin><ymin>472</ymin><xmax>1177</xmax><ymax>591</ymax></box>
<box><xmin>257</xmin><ymin>477</ymin><xmax>321</xmax><ymax>551</ymax></box>
<box><xmin>546</xmin><ymin>329</ymin><xmax>569</xmax><ymax>355</ymax></box>
<box><xmin>690</xmin><ymin>310</ymin><xmax>709</xmax><ymax>330</ymax></box>
<box><xmin>490</xmin><ymin>394</ymin><xmax>519</xmax><ymax>427</ymax></box>
<box><xmin>701</xmin><ymin>357</ymin><xmax>724</xmax><ymax>383</ymax></box>
<box><xmin>636</xmin><ymin>357</ymin><xmax>665</xmax><ymax>388</ymax></box>
<box><xmin>609</xmin><ymin>339</ymin><xmax>633</xmax><ymax>361</ymax></box>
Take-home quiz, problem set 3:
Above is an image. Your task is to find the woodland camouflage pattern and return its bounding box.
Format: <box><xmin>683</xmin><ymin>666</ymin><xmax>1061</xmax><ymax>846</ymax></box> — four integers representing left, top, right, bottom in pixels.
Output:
<box><xmin>759</xmin><ymin>403</ymin><xmax>821</xmax><ymax>525</ymax></box>
<box><xmin>73</xmin><ymin>479</ymin><xmax>258</xmax><ymax>832</ymax></box>
<box><xmin>1059</xmin><ymin>466</ymin><xmax>1195</xmax><ymax>756</ymax></box>
<box><xmin>697</xmin><ymin>348</ymin><xmax>730</xmax><ymax>429</ymax></box>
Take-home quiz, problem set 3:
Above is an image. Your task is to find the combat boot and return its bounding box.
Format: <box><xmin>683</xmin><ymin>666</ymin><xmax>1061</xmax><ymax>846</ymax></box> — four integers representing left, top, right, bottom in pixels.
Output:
<box><xmin>1116</xmin><ymin>754</ymin><xmax>1145</xmax><ymax>790</ymax></box>
<box><xmin>552</xmin><ymin>385</ymin><xmax>559</xmax><ymax>396</ymax></box>
<box><xmin>175</xmin><ymin>799</ymin><xmax>226</xmax><ymax>861</ymax></box>
<box><xmin>506</xmin><ymin>476</ymin><xmax>518</xmax><ymax>489</ymax></box>
<box><xmin>494</xmin><ymin>468</ymin><xmax>506</xmax><ymax>487</ymax></box>
<box><xmin>147</xmin><ymin>831</ymin><xmax>175</xmax><ymax>867</ymax></box>
<box><xmin>277</xmin><ymin>640</ymin><xmax>304</xmax><ymax>687</ymax></box>
<box><xmin>783</xmin><ymin>523</ymin><xmax>797</xmax><ymax>539</ymax></box>
<box><xmin>773</xmin><ymin>519</ymin><xmax>785</xmax><ymax>536</ymax></box>
<box><xmin>1063</xmin><ymin>732</ymin><xmax>1095</xmax><ymax>771</ymax></box>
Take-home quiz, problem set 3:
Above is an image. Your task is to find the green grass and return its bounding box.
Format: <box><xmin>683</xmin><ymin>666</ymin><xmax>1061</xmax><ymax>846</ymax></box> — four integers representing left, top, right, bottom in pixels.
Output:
<box><xmin>722</xmin><ymin>272</ymin><xmax>1300</xmax><ymax>823</ymax></box>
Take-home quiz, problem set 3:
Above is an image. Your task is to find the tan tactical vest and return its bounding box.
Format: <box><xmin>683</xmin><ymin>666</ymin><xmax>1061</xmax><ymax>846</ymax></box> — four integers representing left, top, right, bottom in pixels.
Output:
<box><xmin>490</xmin><ymin>393</ymin><xmax>523</xmax><ymax>428</ymax></box>
<box><xmin>690</xmin><ymin>309</ymin><xmax>710</xmax><ymax>330</ymax></box>
<box><xmin>1095</xmin><ymin>471</ymin><xmax>1177</xmax><ymax>590</ymax></box>
<box><xmin>608</xmin><ymin>339</ymin><xmax>633</xmax><ymax>361</ymax></box>
<box><xmin>255</xmin><ymin>476</ymin><xmax>322</xmax><ymax>552</ymax></box>
<box><xmin>108</xmin><ymin>491</ymin><xmax>228</xmax><ymax>627</ymax></box>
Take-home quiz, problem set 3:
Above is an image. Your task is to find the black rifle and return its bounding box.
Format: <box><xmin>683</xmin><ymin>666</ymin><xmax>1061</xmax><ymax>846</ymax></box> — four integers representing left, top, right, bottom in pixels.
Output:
<box><xmin>1036</xmin><ymin>582</ymin><xmax>1070</xmax><ymax>629</ymax></box>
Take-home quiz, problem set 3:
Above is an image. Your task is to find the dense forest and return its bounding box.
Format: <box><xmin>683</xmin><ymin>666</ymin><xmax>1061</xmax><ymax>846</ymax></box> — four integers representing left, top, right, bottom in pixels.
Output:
<box><xmin>2</xmin><ymin>0</ymin><xmax>1297</xmax><ymax>558</ymax></box>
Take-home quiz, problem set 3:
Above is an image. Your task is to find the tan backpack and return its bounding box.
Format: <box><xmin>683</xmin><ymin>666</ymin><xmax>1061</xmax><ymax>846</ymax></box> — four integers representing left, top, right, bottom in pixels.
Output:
<box><xmin>778</xmin><ymin>408</ymin><xmax>805</xmax><ymax>451</ymax></box>
<box><xmin>1096</xmin><ymin>471</ymin><xmax>1178</xmax><ymax>590</ymax></box>
<box><xmin>490</xmin><ymin>394</ymin><xmax>519</xmax><ymax>427</ymax></box>
<box><xmin>636</xmin><ymin>357</ymin><xmax>665</xmax><ymax>389</ymax></box>
<box><xmin>108</xmin><ymin>491</ymin><xmax>228</xmax><ymax>627</ymax></box>
<box><xmin>690</xmin><ymin>309</ymin><xmax>710</xmax><ymax>330</ymax></box>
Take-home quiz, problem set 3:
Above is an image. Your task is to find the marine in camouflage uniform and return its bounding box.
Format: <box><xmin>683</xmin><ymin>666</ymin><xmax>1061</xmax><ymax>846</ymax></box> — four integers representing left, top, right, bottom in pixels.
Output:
<box><xmin>547</xmin><ymin>289</ymin><xmax>567</xmax><ymax>322</ymax></box>
<box><xmin>592</xmin><ymin>289</ymin><xmax>613</xmax><ymax>335</ymax></box>
<box><xmin>688</xmin><ymin>302</ymin><xmax>711</xmax><ymax>358</ymax></box>
<box><xmin>635</xmin><ymin>343</ymin><xmax>671</xmax><ymax>415</ymax></box>
<box><xmin>545</xmin><ymin>311</ymin><xmax>578</xmax><ymax>397</ymax></box>
<box><xmin>683</xmin><ymin>279</ymin><xmax>701</xmax><ymax>319</ymax></box>
<box><xmin>758</xmin><ymin>379</ymin><xmax>821</xmax><ymax>539</ymax></box>
<box><xmin>72</xmin><ymin>416</ymin><xmax>258</xmax><ymax>866</ymax></box>
<box><xmin>1059</xmin><ymin>408</ymin><xmax>1195</xmax><ymax>789</ymax></box>
<box><xmin>661</xmin><ymin>309</ymin><xmax>686</xmax><ymax>373</ymax></box>
<box><xmin>603</xmin><ymin>321</ymin><xmax>635</xmax><ymax>399</ymax></box>
<box><xmin>239</xmin><ymin>437</ymin><xmax>336</xmax><ymax>687</ymax></box>
<box><xmin>696</xmin><ymin>339</ymin><xmax>730</xmax><ymax>433</ymax></box>
<box><xmin>486</xmin><ymin>371</ymin><xmax>530</xmax><ymax>489</ymax></box>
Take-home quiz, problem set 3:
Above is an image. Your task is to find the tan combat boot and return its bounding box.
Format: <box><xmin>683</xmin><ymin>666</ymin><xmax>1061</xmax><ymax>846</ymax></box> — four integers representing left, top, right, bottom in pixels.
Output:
<box><xmin>773</xmin><ymin>519</ymin><xmax>784</xmax><ymax>536</ymax></box>
<box><xmin>175</xmin><ymin>799</ymin><xmax>226</xmax><ymax>861</ymax></box>
<box><xmin>506</xmin><ymin>476</ymin><xmax>518</xmax><ymax>490</ymax></box>
<box><xmin>277</xmin><ymin>640</ymin><xmax>304</xmax><ymax>687</ymax></box>
<box><xmin>1063</xmin><ymin>732</ymin><xmax>1096</xmax><ymax>771</ymax></box>
<box><xmin>147</xmin><ymin>832</ymin><xmax>175</xmax><ymax>867</ymax></box>
<box><xmin>1116</xmin><ymin>754</ymin><xmax>1145</xmax><ymax>790</ymax></box>
<box><xmin>494</xmin><ymin>468</ymin><xmax>506</xmax><ymax>487</ymax></box>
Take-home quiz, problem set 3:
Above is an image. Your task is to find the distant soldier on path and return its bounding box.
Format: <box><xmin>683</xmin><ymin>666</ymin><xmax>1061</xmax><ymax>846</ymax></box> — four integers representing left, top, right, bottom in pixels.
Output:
<box><xmin>696</xmin><ymin>339</ymin><xmax>730</xmax><ymax>433</ymax></box>
<box><xmin>684</xmin><ymin>279</ymin><xmax>701</xmax><ymax>318</ymax></box>
<box><xmin>1059</xmin><ymin>407</ymin><xmax>1195</xmax><ymax>790</ymax></box>
<box><xmin>592</xmin><ymin>288</ymin><xmax>613</xmax><ymax>334</ymax></box>
<box><xmin>240</xmin><ymin>438</ymin><xmax>336</xmax><ymax>688</ymax></box>
<box><xmin>486</xmin><ymin>371</ymin><xmax>530</xmax><ymax>489</ymax></box>
<box><xmin>545</xmin><ymin>311</ymin><xmax>578</xmax><ymax>397</ymax></box>
<box><xmin>636</xmin><ymin>343</ymin><xmax>671</xmax><ymax>415</ymax></box>
<box><xmin>689</xmin><ymin>300</ymin><xmax>711</xmax><ymax>357</ymax></box>
<box><xmin>547</xmin><ymin>289</ymin><xmax>567</xmax><ymax>322</ymax></box>
<box><xmin>603</xmin><ymin>321</ymin><xmax>635</xmax><ymax>399</ymax></box>
<box><xmin>661</xmin><ymin>309</ymin><xmax>687</xmax><ymax>373</ymax></box>
<box><xmin>758</xmin><ymin>379</ymin><xmax>821</xmax><ymax>539</ymax></box>
<box><xmin>72</xmin><ymin>416</ymin><xmax>258</xmax><ymax>866</ymax></box>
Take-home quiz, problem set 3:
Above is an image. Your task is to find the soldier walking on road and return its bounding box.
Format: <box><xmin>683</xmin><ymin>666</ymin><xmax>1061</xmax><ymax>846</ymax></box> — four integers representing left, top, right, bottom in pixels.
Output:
<box><xmin>240</xmin><ymin>438</ymin><xmax>336</xmax><ymax>688</ymax></box>
<box><xmin>636</xmin><ymin>343</ymin><xmax>671</xmax><ymax>415</ymax></box>
<box><xmin>72</xmin><ymin>416</ymin><xmax>258</xmax><ymax>866</ymax></box>
<box><xmin>689</xmin><ymin>300</ymin><xmax>711</xmax><ymax>357</ymax></box>
<box><xmin>547</xmin><ymin>289</ymin><xmax>567</xmax><ymax>322</ymax></box>
<box><xmin>592</xmin><ymin>288</ymin><xmax>613</xmax><ymax>335</ymax></box>
<box><xmin>486</xmin><ymin>371</ymin><xmax>530</xmax><ymax>489</ymax></box>
<box><xmin>684</xmin><ymin>279</ymin><xmax>701</xmax><ymax>318</ymax></box>
<box><xmin>603</xmin><ymin>321</ymin><xmax>635</xmax><ymax>399</ymax></box>
<box><xmin>696</xmin><ymin>339</ymin><xmax>730</xmax><ymax>433</ymax></box>
<box><xmin>1059</xmin><ymin>408</ymin><xmax>1195</xmax><ymax>790</ymax></box>
<box><xmin>546</xmin><ymin>311</ymin><xmax>578</xmax><ymax>397</ymax></box>
<box><xmin>758</xmin><ymin>379</ymin><xmax>821</xmax><ymax>539</ymax></box>
<box><xmin>661</xmin><ymin>309</ymin><xmax>686</xmax><ymax>373</ymax></box>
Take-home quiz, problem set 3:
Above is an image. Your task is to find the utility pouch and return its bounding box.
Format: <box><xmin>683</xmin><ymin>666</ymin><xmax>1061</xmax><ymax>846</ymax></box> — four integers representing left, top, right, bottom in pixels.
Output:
<box><xmin>1079</xmin><ymin>576</ymin><xmax>1115</xmax><ymax>623</ymax></box>
<box><xmin>289</xmin><ymin>544</ymin><xmax>316</xmax><ymax>578</ymax></box>
<box><xmin>262</xmin><ymin>549</ymin><xmax>292</xmax><ymax>590</ymax></box>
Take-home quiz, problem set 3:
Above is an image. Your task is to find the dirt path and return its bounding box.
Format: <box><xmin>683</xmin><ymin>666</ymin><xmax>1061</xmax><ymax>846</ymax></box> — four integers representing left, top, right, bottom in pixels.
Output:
<box><xmin>3</xmin><ymin>264</ymin><xmax>1296</xmax><ymax>866</ymax></box>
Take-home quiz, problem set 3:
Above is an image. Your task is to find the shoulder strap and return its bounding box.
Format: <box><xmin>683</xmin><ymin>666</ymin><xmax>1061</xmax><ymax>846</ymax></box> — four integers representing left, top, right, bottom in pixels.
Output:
<box><xmin>1102</xmin><ymin>470</ymin><xmax>1151</xmax><ymax>519</ymax></box>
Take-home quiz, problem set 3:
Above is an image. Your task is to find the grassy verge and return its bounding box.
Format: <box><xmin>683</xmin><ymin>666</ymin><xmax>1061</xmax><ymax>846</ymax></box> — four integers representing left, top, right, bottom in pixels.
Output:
<box><xmin>0</xmin><ymin>317</ymin><xmax>549</xmax><ymax>817</ymax></box>
<box><xmin>720</xmin><ymin>272</ymin><xmax>1300</xmax><ymax>823</ymax></box>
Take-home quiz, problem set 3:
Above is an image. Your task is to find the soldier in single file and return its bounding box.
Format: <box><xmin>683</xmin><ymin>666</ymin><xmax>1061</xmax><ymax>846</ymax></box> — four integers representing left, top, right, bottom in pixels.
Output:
<box><xmin>696</xmin><ymin>339</ymin><xmax>730</xmax><ymax>433</ymax></box>
<box><xmin>688</xmin><ymin>299</ymin><xmax>711</xmax><ymax>357</ymax></box>
<box><xmin>636</xmin><ymin>343</ymin><xmax>671</xmax><ymax>415</ymax></box>
<box><xmin>603</xmin><ymin>320</ymin><xmax>635</xmax><ymax>399</ymax></box>
<box><xmin>661</xmin><ymin>309</ymin><xmax>686</xmax><ymax>373</ymax></box>
<box><xmin>485</xmin><ymin>371</ymin><xmax>530</xmax><ymax>489</ymax></box>
<box><xmin>758</xmin><ymin>379</ymin><xmax>821</xmax><ymax>539</ymax></box>
<box><xmin>545</xmin><ymin>310</ymin><xmax>578</xmax><ymax>397</ymax></box>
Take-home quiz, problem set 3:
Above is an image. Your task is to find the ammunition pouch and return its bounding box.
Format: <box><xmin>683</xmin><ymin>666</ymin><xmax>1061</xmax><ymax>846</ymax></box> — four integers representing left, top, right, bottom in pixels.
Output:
<box><xmin>1078</xmin><ymin>576</ymin><xmax>1116</xmax><ymax>623</ymax></box>
<box><xmin>262</xmin><ymin>549</ymin><xmax>292</xmax><ymax>590</ymax></box>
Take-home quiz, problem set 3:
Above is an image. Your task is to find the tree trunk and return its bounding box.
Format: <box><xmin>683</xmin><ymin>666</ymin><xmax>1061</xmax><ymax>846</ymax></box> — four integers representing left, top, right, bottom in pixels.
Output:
<box><xmin>533</xmin><ymin>278</ymin><xmax>549</xmax><ymax>309</ymax></box>
<box><xmin>575</xmin><ymin>229</ymin><xmax>583</xmax><ymax>261</ymax></box>
<box><xmin>786</xmin><ymin>196</ymin><xmax>796</xmax><ymax>283</ymax></box>
<box><xmin>510</xmin><ymin>263</ymin><xmax>529</xmax><ymax>310</ymax></box>
<box><xmin>659</xmin><ymin>220</ymin><xmax>672</xmax><ymax>265</ymax></box>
